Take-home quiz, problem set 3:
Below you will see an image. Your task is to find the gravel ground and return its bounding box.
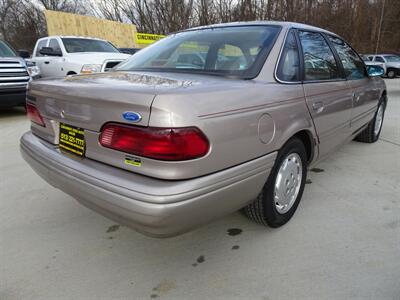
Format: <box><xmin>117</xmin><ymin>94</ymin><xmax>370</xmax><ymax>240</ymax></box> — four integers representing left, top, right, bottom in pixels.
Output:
<box><xmin>1</xmin><ymin>79</ymin><xmax>399</xmax><ymax>300</ymax></box>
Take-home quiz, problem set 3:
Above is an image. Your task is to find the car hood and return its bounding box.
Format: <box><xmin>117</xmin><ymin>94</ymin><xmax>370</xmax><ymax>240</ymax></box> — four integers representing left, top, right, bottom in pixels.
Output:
<box><xmin>66</xmin><ymin>52</ymin><xmax>131</xmax><ymax>64</ymax></box>
<box><xmin>387</xmin><ymin>62</ymin><xmax>400</xmax><ymax>68</ymax></box>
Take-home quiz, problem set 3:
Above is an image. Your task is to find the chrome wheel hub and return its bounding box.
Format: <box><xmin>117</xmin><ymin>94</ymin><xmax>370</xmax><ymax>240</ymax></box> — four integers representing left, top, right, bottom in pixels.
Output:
<box><xmin>274</xmin><ymin>153</ymin><xmax>303</xmax><ymax>214</ymax></box>
<box><xmin>374</xmin><ymin>103</ymin><xmax>384</xmax><ymax>136</ymax></box>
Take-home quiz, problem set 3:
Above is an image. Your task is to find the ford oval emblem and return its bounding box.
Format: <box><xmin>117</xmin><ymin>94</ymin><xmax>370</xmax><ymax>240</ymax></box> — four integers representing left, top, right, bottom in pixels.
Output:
<box><xmin>122</xmin><ymin>111</ymin><xmax>142</xmax><ymax>122</ymax></box>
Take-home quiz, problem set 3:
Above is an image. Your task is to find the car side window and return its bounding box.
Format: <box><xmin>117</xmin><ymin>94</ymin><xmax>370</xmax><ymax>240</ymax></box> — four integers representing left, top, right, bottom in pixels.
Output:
<box><xmin>328</xmin><ymin>36</ymin><xmax>367</xmax><ymax>80</ymax></box>
<box><xmin>298</xmin><ymin>31</ymin><xmax>340</xmax><ymax>81</ymax></box>
<box><xmin>49</xmin><ymin>39</ymin><xmax>62</xmax><ymax>54</ymax></box>
<box><xmin>375</xmin><ymin>56</ymin><xmax>385</xmax><ymax>63</ymax></box>
<box><xmin>276</xmin><ymin>30</ymin><xmax>300</xmax><ymax>82</ymax></box>
<box><xmin>368</xmin><ymin>56</ymin><xmax>374</xmax><ymax>61</ymax></box>
<box><xmin>35</xmin><ymin>39</ymin><xmax>47</xmax><ymax>57</ymax></box>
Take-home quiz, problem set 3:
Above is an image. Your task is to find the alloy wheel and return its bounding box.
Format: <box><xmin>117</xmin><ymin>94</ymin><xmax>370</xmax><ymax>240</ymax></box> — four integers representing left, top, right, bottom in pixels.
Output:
<box><xmin>274</xmin><ymin>153</ymin><xmax>303</xmax><ymax>214</ymax></box>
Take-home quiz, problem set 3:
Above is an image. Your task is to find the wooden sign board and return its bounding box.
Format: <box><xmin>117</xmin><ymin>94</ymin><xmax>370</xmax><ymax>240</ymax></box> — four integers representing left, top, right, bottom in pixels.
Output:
<box><xmin>44</xmin><ymin>10</ymin><xmax>137</xmax><ymax>48</ymax></box>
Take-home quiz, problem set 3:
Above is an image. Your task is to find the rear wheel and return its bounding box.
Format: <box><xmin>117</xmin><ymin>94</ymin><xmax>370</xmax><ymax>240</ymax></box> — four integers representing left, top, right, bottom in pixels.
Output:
<box><xmin>386</xmin><ymin>69</ymin><xmax>396</xmax><ymax>79</ymax></box>
<box><xmin>244</xmin><ymin>138</ymin><xmax>307</xmax><ymax>227</ymax></box>
<box><xmin>355</xmin><ymin>99</ymin><xmax>385</xmax><ymax>143</ymax></box>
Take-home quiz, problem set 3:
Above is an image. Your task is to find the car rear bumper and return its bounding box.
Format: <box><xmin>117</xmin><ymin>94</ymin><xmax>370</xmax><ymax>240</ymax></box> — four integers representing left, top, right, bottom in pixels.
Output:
<box><xmin>20</xmin><ymin>131</ymin><xmax>276</xmax><ymax>237</ymax></box>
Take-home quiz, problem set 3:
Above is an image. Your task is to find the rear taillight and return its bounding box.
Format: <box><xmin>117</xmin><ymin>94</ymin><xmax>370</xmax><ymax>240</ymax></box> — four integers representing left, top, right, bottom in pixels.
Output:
<box><xmin>26</xmin><ymin>103</ymin><xmax>45</xmax><ymax>127</ymax></box>
<box><xmin>99</xmin><ymin>123</ymin><xmax>209</xmax><ymax>161</ymax></box>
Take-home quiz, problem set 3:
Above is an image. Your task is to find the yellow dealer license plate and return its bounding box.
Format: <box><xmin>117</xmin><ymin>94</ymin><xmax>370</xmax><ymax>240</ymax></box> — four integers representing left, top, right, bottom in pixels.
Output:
<box><xmin>59</xmin><ymin>123</ymin><xmax>85</xmax><ymax>157</ymax></box>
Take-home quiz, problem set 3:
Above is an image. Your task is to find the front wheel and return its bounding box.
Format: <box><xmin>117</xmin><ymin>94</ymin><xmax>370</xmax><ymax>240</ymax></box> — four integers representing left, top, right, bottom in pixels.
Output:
<box><xmin>243</xmin><ymin>138</ymin><xmax>307</xmax><ymax>227</ymax></box>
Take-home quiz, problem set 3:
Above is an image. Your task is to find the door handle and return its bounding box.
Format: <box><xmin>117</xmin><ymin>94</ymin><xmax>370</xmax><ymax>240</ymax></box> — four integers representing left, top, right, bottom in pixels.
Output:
<box><xmin>312</xmin><ymin>101</ymin><xmax>324</xmax><ymax>113</ymax></box>
<box><xmin>44</xmin><ymin>61</ymin><xmax>50</xmax><ymax>64</ymax></box>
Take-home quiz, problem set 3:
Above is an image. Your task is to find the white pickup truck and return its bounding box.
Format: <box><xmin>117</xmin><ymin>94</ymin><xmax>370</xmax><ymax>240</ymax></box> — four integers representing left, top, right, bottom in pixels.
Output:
<box><xmin>31</xmin><ymin>36</ymin><xmax>131</xmax><ymax>77</ymax></box>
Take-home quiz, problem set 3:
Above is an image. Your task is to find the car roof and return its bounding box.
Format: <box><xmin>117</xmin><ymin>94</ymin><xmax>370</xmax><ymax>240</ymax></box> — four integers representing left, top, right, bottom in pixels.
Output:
<box><xmin>41</xmin><ymin>36</ymin><xmax>108</xmax><ymax>42</ymax></box>
<box><xmin>184</xmin><ymin>21</ymin><xmax>338</xmax><ymax>36</ymax></box>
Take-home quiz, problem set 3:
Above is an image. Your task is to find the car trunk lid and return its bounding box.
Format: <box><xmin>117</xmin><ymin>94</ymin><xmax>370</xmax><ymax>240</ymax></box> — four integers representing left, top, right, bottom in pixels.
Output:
<box><xmin>28</xmin><ymin>72</ymin><xmax>172</xmax><ymax>132</ymax></box>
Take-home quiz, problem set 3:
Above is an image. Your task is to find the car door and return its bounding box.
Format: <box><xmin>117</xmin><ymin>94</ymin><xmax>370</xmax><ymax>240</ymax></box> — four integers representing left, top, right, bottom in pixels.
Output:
<box><xmin>327</xmin><ymin>36</ymin><xmax>381</xmax><ymax>133</ymax></box>
<box><xmin>298</xmin><ymin>30</ymin><xmax>353</xmax><ymax>159</ymax></box>
<box><xmin>32</xmin><ymin>39</ymin><xmax>49</xmax><ymax>76</ymax></box>
<box><xmin>45</xmin><ymin>38</ymin><xmax>65</xmax><ymax>77</ymax></box>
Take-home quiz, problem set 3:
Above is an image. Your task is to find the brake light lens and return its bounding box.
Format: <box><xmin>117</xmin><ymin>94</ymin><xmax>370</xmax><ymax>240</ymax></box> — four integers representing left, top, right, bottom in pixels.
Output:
<box><xmin>26</xmin><ymin>103</ymin><xmax>45</xmax><ymax>127</ymax></box>
<box><xmin>99</xmin><ymin>123</ymin><xmax>209</xmax><ymax>161</ymax></box>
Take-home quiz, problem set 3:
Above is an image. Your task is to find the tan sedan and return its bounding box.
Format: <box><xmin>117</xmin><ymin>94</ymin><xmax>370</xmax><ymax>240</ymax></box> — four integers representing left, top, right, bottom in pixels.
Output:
<box><xmin>21</xmin><ymin>21</ymin><xmax>387</xmax><ymax>237</ymax></box>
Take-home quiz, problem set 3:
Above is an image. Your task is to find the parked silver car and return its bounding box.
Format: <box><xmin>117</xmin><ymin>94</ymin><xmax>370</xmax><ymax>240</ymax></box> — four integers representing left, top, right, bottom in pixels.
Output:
<box><xmin>360</xmin><ymin>54</ymin><xmax>386</xmax><ymax>74</ymax></box>
<box><xmin>20</xmin><ymin>22</ymin><xmax>387</xmax><ymax>237</ymax></box>
<box><xmin>366</xmin><ymin>54</ymin><xmax>400</xmax><ymax>78</ymax></box>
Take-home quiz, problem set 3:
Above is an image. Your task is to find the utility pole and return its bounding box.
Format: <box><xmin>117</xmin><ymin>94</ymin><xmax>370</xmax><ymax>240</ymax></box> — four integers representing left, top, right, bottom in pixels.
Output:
<box><xmin>375</xmin><ymin>0</ymin><xmax>386</xmax><ymax>54</ymax></box>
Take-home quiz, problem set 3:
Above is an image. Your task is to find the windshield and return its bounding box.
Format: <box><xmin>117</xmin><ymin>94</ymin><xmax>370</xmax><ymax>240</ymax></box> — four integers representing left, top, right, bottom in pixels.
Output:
<box><xmin>116</xmin><ymin>25</ymin><xmax>281</xmax><ymax>78</ymax></box>
<box><xmin>62</xmin><ymin>38</ymin><xmax>120</xmax><ymax>53</ymax></box>
<box><xmin>0</xmin><ymin>40</ymin><xmax>16</xmax><ymax>57</ymax></box>
<box><xmin>384</xmin><ymin>55</ymin><xmax>400</xmax><ymax>63</ymax></box>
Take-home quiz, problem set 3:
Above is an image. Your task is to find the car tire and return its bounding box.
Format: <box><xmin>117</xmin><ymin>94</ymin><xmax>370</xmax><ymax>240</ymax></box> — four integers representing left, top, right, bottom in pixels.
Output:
<box><xmin>243</xmin><ymin>137</ymin><xmax>307</xmax><ymax>227</ymax></box>
<box><xmin>355</xmin><ymin>98</ymin><xmax>386</xmax><ymax>143</ymax></box>
<box><xmin>386</xmin><ymin>69</ymin><xmax>396</xmax><ymax>79</ymax></box>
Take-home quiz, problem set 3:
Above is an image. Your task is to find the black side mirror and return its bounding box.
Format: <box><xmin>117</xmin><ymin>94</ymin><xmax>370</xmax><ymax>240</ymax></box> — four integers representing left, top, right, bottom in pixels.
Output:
<box><xmin>39</xmin><ymin>47</ymin><xmax>62</xmax><ymax>57</ymax></box>
<box><xmin>18</xmin><ymin>49</ymin><xmax>30</xmax><ymax>59</ymax></box>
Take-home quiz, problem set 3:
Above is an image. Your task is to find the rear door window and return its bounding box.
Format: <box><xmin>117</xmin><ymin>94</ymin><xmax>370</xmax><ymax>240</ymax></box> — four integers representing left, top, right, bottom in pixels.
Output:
<box><xmin>298</xmin><ymin>31</ymin><xmax>340</xmax><ymax>81</ymax></box>
<box><xmin>375</xmin><ymin>56</ymin><xmax>385</xmax><ymax>63</ymax></box>
<box><xmin>328</xmin><ymin>36</ymin><xmax>367</xmax><ymax>80</ymax></box>
<box><xmin>276</xmin><ymin>30</ymin><xmax>300</xmax><ymax>82</ymax></box>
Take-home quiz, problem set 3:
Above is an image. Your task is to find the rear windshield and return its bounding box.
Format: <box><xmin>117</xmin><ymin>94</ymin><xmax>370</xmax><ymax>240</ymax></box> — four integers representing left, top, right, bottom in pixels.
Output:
<box><xmin>62</xmin><ymin>38</ymin><xmax>120</xmax><ymax>53</ymax></box>
<box><xmin>116</xmin><ymin>25</ymin><xmax>281</xmax><ymax>79</ymax></box>
<box><xmin>0</xmin><ymin>40</ymin><xmax>16</xmax><ymax>57</ymax></box>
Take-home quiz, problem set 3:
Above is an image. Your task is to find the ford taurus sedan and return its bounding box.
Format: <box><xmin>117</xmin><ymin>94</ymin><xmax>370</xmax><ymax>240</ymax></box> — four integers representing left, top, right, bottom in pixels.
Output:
<box><xmin>20</xmin><ymin>21</ymin><xmax>387</xmax><ymax>237</ymax></box>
